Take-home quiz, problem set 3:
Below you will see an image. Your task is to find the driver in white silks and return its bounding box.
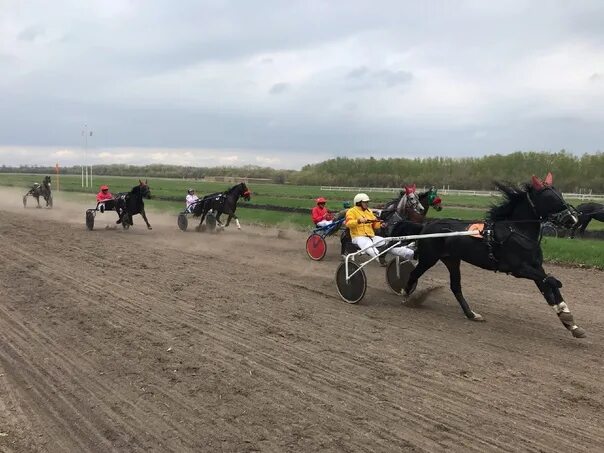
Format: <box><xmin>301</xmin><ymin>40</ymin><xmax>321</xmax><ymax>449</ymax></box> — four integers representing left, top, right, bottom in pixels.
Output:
<box><xmin>185</xmin><ymin>188</ymin><xmax>200</xmax><ymax>213</ymax></box>
<box><xmin>345</xmin><ymin>193</ymin><xmax>415</xmax><ymax>264</ymax></box>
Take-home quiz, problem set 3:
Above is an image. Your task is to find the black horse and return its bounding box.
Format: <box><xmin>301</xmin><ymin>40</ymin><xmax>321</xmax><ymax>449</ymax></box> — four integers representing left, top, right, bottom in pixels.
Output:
<box><xmin>403</xmin><ymin>173</ymin><xmax>586</xmax><ymax>338</ymax></box>
<box><xmin>23</xmin><ymin>175</ymin><xmax>52</xmax><ymax>208</ymax></box>
<box><xmin>114</xmin><ymin>180</ymin><xmax>152</xmax><ymax>230</ymax></box>
<box><xmin>194</xmin><ymin>182</ymin><xmax>251</xmax><ymax>231</ymax></box>
<box><xmin>569</xmin><ymin>202</ymin><xmax>604</xmax><ymax>238</ymax></box>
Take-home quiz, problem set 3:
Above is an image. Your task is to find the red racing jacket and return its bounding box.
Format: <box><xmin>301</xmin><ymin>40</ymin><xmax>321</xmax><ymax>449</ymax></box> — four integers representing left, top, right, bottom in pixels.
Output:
<box><xmin>311</xmin><ymin>206</ymin><xmax>334</xmax><ymax>224</ymax></box>
<box><xmin>96</xmin><ymin>191</ymin><xmax>114</xmax><ymax>202</ymax></box>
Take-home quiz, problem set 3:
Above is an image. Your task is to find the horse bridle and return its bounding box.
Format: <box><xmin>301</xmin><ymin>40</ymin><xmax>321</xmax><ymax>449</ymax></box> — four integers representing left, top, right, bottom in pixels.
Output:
<box><xmin>526</xmin><ymin>187</ymin><xmax>578</xmax><ymax>228</ymax></box>
<box><xmin>407</xmin><ymin>193</ymin><xmax>425</xmax><ymax>215</ymax></box>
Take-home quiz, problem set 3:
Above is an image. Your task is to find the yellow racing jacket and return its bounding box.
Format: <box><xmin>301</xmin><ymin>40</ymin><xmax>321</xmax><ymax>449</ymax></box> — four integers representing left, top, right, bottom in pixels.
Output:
<box><xmin>345</xmin><ymin>206</ymin><xmax>382</xmax><ymax>238</ymax></box>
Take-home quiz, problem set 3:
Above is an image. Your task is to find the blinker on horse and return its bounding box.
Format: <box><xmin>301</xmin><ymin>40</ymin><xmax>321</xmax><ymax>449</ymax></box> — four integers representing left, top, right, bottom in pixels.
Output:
<box><xmin>403</xmin><ymin>172</ymin><xmax>586</xmax><ymax>338</ymax></box>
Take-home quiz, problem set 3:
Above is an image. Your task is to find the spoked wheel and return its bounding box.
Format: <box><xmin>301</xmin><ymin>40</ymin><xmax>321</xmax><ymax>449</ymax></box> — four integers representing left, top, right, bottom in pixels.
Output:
<box><xmin>306</xmin><ymin>233</ymin><xmax>327</xmax><ymax>261</ymax></box>
<box><xmin>177</xmin><ymin>213</ymin><xmax>188</xmax><ymax>231</ymax></box>
<box><xmin>335</xmin><ymin>261</ymin><xmax>367</xmax><ymax>304</ymax></box>
<box><xmin>541</xmin><ymin>223</ymin><xmax>558</xmax><ymax>238</ymax></box>
<box><xmin>86</xmin><ymin>210</ymin><xmax>95</xmax><ymax>231</ymax></box>
<box><xmin>385</xmin><ymin>258</ymin><xmax>416</xmax><ymax>295</ymax></box>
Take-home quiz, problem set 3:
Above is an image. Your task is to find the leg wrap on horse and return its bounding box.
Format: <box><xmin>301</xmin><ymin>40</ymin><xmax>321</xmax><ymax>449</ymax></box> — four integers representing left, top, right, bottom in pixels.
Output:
<box><xmin>552</xmin><ymin>302</ymin><xmax>586</xmax><ymax>337</ymax></box>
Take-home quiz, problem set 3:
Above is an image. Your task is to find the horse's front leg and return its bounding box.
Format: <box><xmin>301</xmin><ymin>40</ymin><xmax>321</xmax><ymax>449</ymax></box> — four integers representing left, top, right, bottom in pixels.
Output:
<box><xmin>140</xmin><ymin>208</ymin><xmax>152</xmax><ymax>230</ymax></box>
<box><xmin>197</xmin><ymin>212</ymin><xmax>207</xmax><ymax>231</ymax></box>
<box><xmin>513</xmin><ymin>263</ymin><xmax>586</xmax><ymax>338</ymax></box>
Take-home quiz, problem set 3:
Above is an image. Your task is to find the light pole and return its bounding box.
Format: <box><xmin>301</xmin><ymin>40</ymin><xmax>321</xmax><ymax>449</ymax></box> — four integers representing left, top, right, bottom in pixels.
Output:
<box><xmin>82</xmin><ymin>124</ymin><xmax>93</xmax><ymax>188</ymax></box>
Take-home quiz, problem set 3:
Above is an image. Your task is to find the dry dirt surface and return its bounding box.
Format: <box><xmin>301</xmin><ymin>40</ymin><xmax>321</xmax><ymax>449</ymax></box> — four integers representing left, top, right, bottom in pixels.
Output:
<box><xmin>1</xmin><ymin>188</ymin><xmax>603</xmax><ymax>452</ymax></box>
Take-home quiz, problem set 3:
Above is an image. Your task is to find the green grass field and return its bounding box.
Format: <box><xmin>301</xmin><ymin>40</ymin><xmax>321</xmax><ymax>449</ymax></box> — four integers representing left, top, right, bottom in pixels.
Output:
<box><xmin>2</xmin><ymin>173</ymin><xmax>603</xmax><ymax>268</ymax></box>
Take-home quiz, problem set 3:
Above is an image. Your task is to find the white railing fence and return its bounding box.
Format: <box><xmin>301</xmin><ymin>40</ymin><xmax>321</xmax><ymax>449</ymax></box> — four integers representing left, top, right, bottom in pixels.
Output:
<box><xmin>320</xmin><ymin>186</ymin><xmax>604</xmax><ymax>201</ymax></box>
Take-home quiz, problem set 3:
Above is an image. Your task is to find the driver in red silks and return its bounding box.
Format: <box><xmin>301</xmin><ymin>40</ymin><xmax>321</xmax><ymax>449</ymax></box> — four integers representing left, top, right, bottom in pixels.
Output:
<box><xmin>96</xmin><ymin>185</ymin><xmax>114</xmax><ymax>213</ymax></box>
<box><xmin>311</xmin><ymin>197</ymin><xmax>334</xmax><ymax>227</ymax></box>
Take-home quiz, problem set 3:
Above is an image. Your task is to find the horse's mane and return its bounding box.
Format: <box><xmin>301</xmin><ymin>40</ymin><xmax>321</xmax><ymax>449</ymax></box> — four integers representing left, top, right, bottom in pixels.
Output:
<box><xmin>487</xmin><ymin>181</ymin><xmax>530</xmax><ymax>221</ymax></box>
<box><xmin>226</xmin><ymin>183</ymin><xmax>245</xmax><ymax>194</ymax></box>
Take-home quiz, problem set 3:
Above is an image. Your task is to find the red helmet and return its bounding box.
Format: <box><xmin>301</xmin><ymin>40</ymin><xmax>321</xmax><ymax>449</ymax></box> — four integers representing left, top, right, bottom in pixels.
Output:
<box><xmin>100</xmin><ymin>185</ymin><xmax>109</xmax><ymax>191</ymax></box>
<box><xmin>316</xmin><ymin>197</ymin><xmax>327</xmax><ymax>204</ymax></box>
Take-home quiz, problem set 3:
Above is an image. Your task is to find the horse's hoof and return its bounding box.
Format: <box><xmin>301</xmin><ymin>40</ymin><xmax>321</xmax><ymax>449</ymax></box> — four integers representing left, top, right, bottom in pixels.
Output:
<box><xmin>148</xmin><ymin>226</ymin><xmax>152</xmax><ymax>230</ymax></box>
<box><xmin>470</xmin><ymin>312</ymin><xmax>485</xmax><ymax>322</ymax></box>
<box><xmin>571</xmin><ymin>326</ymin><xmax>587</xmax><ymax>338</ymax></box>
<box><xmin>403</xmin><ymin>281</ymin><xmax>417</xmax><ymax>297</ymax></box>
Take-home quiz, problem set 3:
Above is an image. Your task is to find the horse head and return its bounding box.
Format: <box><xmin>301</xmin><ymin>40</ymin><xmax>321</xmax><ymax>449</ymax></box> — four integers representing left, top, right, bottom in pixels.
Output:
<box><xmin>138</xmin><ymin>179</ymin><xmax>151</xmax><ymax>199</ymax></box>
<box><xmin>402</xmin><ymin>184</ymin><xmax>424</xmax><ymax>217</ymax></box>
<box><xmin>43</xmin><ymin>176</ymin><xmax>51</xmax><ymax>188</ymax></box>
<box><xmin>529</xmin><ymin>172</ymin><xmax>577</xmax><ymax>229</ymax></box>
<box><xmin>236</xmin><ymin>182</ymin><xmax>251</xmax><ymax>201</ymax></box>
<box><xmin>426</xmin><ymin>187</ymin><xmax>442</xmax><ymax>211</ymax></box>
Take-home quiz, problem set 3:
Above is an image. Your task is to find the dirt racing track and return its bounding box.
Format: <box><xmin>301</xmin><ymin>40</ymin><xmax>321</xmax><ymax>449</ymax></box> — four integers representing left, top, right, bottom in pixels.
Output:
<box><xmin>1</xmin><ymin>189</ymin><xmax>603</xmax><ymax>452</ymax></box>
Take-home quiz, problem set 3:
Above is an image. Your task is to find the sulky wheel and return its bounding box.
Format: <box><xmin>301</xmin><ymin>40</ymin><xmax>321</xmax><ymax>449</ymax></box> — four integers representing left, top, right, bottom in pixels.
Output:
<box><xmin>385</xmin><ymin>258</ymin><xmax>416</xmax><ymax>295</ymax></box>
<box><xmin>541</xmin><ymin>223</ymin><xmax>558</xmax><ymax>238</ymax></box>
<box><xmin>86</xmin><ymin>210</ymin><xmax>95</xmax><ymax>231</ymax></box>
<box><xmin>306</xmin><ymin>233</ymin><xmax>327</xmax><ymax>261</ymax></box>
<box><xmin>335</xmin><ymin>260</ymin><xmax>367</xmax><ymax>304</ymax></box>
<box><xmin>177</xmin><ymin>213</ymin><xmax>188</xmax><ymax>232</ymax></box>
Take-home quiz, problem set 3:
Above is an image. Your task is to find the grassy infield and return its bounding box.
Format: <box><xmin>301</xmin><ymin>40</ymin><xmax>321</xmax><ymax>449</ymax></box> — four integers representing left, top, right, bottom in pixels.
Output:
<box><xmin>2</xmin><ymin>173</ymin><xmax>603</xmax><ymax>269</ymax></box>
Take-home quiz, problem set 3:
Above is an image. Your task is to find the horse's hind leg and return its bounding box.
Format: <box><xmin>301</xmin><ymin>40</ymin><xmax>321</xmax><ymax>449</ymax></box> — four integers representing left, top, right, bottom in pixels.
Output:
<box><xmin>441</xmin><ymin>257</ymin><xmax>484</xmax><ymax>321</ymax></box>
<box><xmin>403</xmin><ymin>253</ymin><xmax>439</xmax><ymax>297</ymax></box>
<box><xmin>140</xmin><ymin>208</ymin><xmax>152</xmax><ymax>230</ymax></box>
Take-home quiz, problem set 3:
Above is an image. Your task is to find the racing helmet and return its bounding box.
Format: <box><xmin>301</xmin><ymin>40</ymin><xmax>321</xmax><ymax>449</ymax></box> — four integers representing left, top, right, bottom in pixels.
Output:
<box><xmin>100</xmin><ymin>185</ymin><xmax>109</xmax><ymax>191</ymax></box>
<box><xmin>187</xmin><ymin>188</ymin><xmax>195</xmax><ymax>194</ymax></box>
<box><xmin>353</xmin><ymin>193</ymin><xmax>370</xmax><ymax>205</ymax></box>
<box><xmin>315</xmin><ymin>197</ymin><xmax>327</xmax><ymax>204</ymax></box>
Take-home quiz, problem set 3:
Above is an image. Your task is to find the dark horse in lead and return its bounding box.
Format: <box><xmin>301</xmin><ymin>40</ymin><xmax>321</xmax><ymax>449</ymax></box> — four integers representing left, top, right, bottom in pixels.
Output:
<box><xmin>115</xmin><ymin>180</ymin><xmax>153</xmax><ymax>230</ymax></box>
<box><xmin>403</xmin><ymin>173</ymin><xmax>586</xmax><ymax>338</ymax></box>
<box><xmin>194</xmin><ymin>182</ymin><xmax>251</xmax><ymax>231</ymax></box>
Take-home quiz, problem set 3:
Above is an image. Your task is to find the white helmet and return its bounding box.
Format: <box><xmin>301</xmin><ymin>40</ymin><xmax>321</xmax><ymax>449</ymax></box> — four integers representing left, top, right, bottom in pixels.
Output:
<box><xmin>353</xmin><ymin>193</ymin><xmax>370</xmax><ymax>205</ymax></box>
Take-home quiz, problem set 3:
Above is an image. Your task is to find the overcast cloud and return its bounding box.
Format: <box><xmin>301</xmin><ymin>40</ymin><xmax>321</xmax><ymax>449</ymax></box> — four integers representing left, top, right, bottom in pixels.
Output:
<box><xmin>1</xmin><ymin>0</ymin><xmax>603</xmax><ymax>169</ymax></box>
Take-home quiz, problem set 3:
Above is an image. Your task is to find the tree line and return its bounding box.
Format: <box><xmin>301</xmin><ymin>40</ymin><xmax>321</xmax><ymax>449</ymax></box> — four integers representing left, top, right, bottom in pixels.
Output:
<box><xmin>1</xmin><ymin>150</ymin><xmax>603</xmax><ymax>192</ymax></box>
<box><xmin>290</xmin><ymin>151</ymin><xmax>604</xmax><ymax>192</ymax></box>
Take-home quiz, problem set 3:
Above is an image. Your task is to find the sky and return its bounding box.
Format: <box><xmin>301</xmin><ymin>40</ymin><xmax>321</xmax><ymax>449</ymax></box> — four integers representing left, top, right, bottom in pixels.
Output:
<box><xmin>0</xmin><ymin>0</ymin><xmax>603</xmax><ymax>170</ymax></box>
